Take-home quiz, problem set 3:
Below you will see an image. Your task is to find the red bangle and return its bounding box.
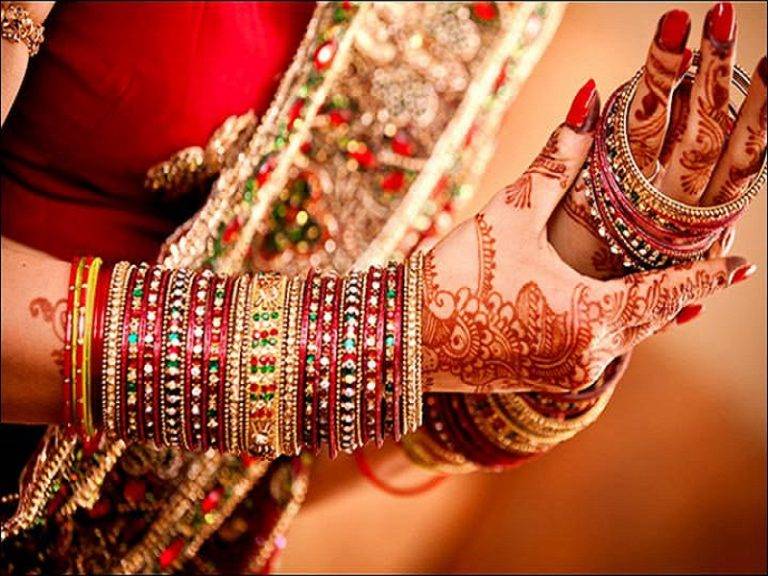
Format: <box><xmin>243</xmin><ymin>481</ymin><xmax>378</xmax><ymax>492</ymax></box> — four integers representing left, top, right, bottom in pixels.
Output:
<box><xmin>374</xmin><ymin>265</ymin><xmax>388</xmax><ymax>447</ymax></box>
<box><xmin>201</xmin><ymin>274</ymin><xmax>225</xmax><ymax>451</ymax></box>
<box><xmin>62</xmin><ymin>257</ymin><xmax>80</xmax><ymax>427</ymax></box>
<box><xmin>185</xmin><ymin>271</ymin><xmax>211</xmax><ymax>451</ymax></box>
<box><xmin>360</xmin><ymin>266</ymin><xmax>382</xmax><ymax>444</ymax></box>
<box><xmin>148</xmin><ymin>268</ymin><xmax>172</xmax><ymax>446</ymax></box>
<box><xmin>353</xmin><ymin>449</ymin><xmax>447</xmax><ymax>497</ymax></box>
<box><xmin>216</xmin><ymin>276</ymin><xmax>236</xmax><ymax>451</ymax></box>
<box><xmin>90</xmin><ymin>263</ymin><xmax>112</xmax><ymax>430</ymax></box>
<box><xmin>326</xmin><ymin>274</ymin><xmax>343</xmax><ymax>459</ymax></box>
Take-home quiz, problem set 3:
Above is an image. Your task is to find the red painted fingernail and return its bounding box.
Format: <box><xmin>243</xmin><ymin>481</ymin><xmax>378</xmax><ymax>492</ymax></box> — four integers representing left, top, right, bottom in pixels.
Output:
<box><xmin>656</xmin><ymin>10</ymin><xmax>691</xmax><ymax>53</ymax></box>
<box><xmin>730</xmin><ymin>263</ymin><xmax>757</xmax><ymax>285</ymax></box>
<box><xmin>707</xmin><ymin>2</ymin><xmax>736</xmax><ymax>47</ymax></box>
<box><xmin>676</xmin><ymin>304</ymin><xmax>704</xmax><ymax>325</ymax></box>
<box><xmin>677</xmin><ymin>48</ymin><xmax>693</xmax><ymax>78</ymax></box>
<box><xmin>565</xmin><ymin>79</ymin><xmax>600</xmax><ymax>133</ymax></box>
<box><xmin>758</xmin><ymin>56</ymin><xmax>767</xmax><ymax>86</ymax></box>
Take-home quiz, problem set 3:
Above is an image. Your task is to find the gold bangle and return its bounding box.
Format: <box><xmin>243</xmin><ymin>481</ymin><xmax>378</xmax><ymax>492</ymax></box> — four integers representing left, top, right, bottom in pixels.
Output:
<box><xmin>247</xmin><ymin>272</ymin><xmax>286</xmax><ymax>458</ymax></box>
<box><xmin>404</xmin><ymin>252</ymin><xmax>424</xmax><ymax>435</ymax></box>
<box><xmin>70</xmin><ymin>258</ymin><xmax>86</xmax><ymax>431</ymax></box>
<box><xmin>80</xmin><ymin>257</ymin><xmax>102</xmax><ymax>436</ymax></box>
<box><xmin>278</xmin><ymin>276</ymin><xmax>303</xmax><ymax>456</ymax></box>
<box><xmin>225</xmin><ymin>274</ymin><xmax>249</xmax><ymax>453</ymax></box>
<box><xmin>102</xmin><ymin>262</ymin><xmax>132</xmax><ymax>438</ymax></box>
<box><xmin>1</xmin><ymin>3</ymin><xmax>45</xmax><ymax>57</ymax></box>
<box><xmin>612</xmin><ymin>54</ymin><xmax>765</xmax><ymax>227</ymax></box>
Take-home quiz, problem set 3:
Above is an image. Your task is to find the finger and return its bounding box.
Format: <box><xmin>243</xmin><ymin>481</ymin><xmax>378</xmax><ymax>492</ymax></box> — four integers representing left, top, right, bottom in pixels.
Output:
<box><xmin>500</xmin><ymin>80</ymin><xmax>599</xmax><ymax>228</ymax></box>
<box><xmin>660</xmin><ymin>2</ymin><xmax>737</xmax><ymax>203</ymax></box>
<box><xmin>601</xmin><ymin>255</ymin><xmax>751</xmax><ymax>329</ymax></box>
<box><xmin>547</xmin><ymin>175</ymin><xmax>625</xmax><ymax>280</ymax></box>
<box><xmin>659</xmin><ymin>70</ymin><xmax>693</xmax><ymax>165</ymax></box>
<box><xmin>707</xmin><ymin>226</ymin><xmax>736</xmax><ymax>258</ymax></box>
<box><xmin>701</xmin><ymin>56</ymin><xmax>767</xmax><ymax>205</ymax></box>
<box><xmin>628</xmin><ymin>10</ymin><xmax>691</xmax><ymax>175</ymax></box>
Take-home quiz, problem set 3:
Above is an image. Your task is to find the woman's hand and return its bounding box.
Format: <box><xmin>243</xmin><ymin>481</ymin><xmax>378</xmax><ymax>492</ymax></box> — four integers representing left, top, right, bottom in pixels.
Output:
<box><xmin>422</xmin><ymin>82</ymin><xmax>752</xmax><ymax>395</ymax></box>
<box><xmin>549</xmin><ymin>3</ymin><xmax>766</xmax><ymax>280</ymax></box>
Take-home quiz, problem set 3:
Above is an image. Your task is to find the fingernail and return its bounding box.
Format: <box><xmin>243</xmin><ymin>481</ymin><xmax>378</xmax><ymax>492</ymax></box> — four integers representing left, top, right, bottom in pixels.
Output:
<box><xmin>566</xmin><ymin>79</ymin><xmax>600</xmax><ymax>133</ymax></box>
<box><xmin>706</xmin><ymin>2</ymin><xmax>736</xmax><ymax>52</ymax></box>
<box><xmin>730</xmin><ymin>263</ymin><xmax>757</xmax><ymax>285</ymax></box>
<box><xmin>656</xmin><ymin>10</ymin><xmax>691</xmax><ymax>53</ymax></box>
<box><xmin>758</xmin><ymin>55</ymin><xmax>767</xmax><ymax>86</ymax></box>
<box><xmin>676</xmin><ymin>304</ymin><xmax>704</xmax><ymax>325</ymax></box>
<box><xmin>677</xmin><ymin>48</ymin><xmax>693</xmax><ymax>78</ymax></box>
<box><xmin>721</xmin><ymin>227</ymin><xmax>736</xmax><ymax>255</ymax></box>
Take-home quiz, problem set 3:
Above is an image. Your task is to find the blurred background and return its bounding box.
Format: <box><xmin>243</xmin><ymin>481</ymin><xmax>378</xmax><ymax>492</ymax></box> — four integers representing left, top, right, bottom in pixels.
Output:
<box><xmin>279</xmin><ymin>3</ymin><xmax>767</xmax><ymax>573</ymax></box>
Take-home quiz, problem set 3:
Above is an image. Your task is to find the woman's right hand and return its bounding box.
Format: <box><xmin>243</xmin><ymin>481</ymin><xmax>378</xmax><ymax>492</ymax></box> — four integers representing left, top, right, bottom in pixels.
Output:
<box><xmin>421</xmin><ymin>81</ymin><xmax>753</xmax><ymax>395</ymax></box>
<box><xmin>549</xmin><ymin>3</ymin><xmax>766</xmax><ymax>280</ymax></box>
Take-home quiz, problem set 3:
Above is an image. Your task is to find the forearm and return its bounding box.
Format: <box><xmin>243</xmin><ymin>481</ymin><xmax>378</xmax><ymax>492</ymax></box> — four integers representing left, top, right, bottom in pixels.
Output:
<box><xmin>0</xmin><ymin>236</ymin><xmax>69</xmax><ymax>423</ymax></box>
<box><xmin>1</xmin><ymin>242</ymin><xmax>424</xmax><ymax>461</ymax></box>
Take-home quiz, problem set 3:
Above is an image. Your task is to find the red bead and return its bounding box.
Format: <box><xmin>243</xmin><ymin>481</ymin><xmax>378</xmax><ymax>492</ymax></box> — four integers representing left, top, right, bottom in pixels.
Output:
<box><xmin>300</xmin><ymin>139</ymin><xmax>313</xmax><ymax>154</ymax></box>
<box><xmin>257</xmin><ymin>156</ymin><xmax>277</xmax><ymax>186</ymax></box>
<box><xmin>288</xmin><ymin>98</ymin><xmax>305</xmax><ymax>130</ymax></box>
<box><xmin>222</xmin><ymin>219</ymin><xmax>241</xmax><ymax>244</ymax></box>
<box><xmin>381</xmin><ymin>170</ymin><xmax>405</xmax><ymax>192</ymax></box>
<box><xmin>88</xmin><ymin>497</ymin><xmax>111</xmax><ymax>519</ymax></box>
<box><xmin>313</xmin><ymin>40</ymin><xmax>337</xmax><ymax>70</ymax></box>
<box><xmin>159</xmin><ymin>537</ymin><xmax>186</xmax><ymax>569</ymax></box>
<box><xmin>472</xmin><ymin>2</ymin><xmax>497</xmax><ymax>21</ymax></box>
<box><xmin>201</xmin><ymin>487</ymin><xmax>224</xmax><ymax>513</ymax></box>
<box><xmin>391</xmin><ymin>131</ymin><xmax>413</xmax><ymax>157</ymax></box>
<box><xmin>124</xmin><ymin>477</ymin><xmax>146</xmax><ymax>504</ymax></box>
<box><xmin>81</xmin><ymin>430</ymin><xmax>103</xmax><ymax>457</ymax></box>
<box><xmin>329</xmin><ymin>109</ymin><xmax>351</xmax><ymax>126</ymax></box>
<box><xmin>348</xmin><ymin>145</ymin><xmax>377</xmax><ymax>169</ymax></box>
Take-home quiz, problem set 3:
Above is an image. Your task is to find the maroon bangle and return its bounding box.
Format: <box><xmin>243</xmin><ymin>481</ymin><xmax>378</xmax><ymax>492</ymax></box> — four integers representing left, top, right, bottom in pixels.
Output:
<box><xmin>295</xmin><ymin>268</ymin><xmax>315</xmax><ymax>452</ymax></box>
<box><xmin>121</xmin><ymin>264</ymin><xmax>147</xmax><ymax>441</ymax></box>
<box><xmin>185</xmin><ymin>271</ymin><xmax>211</xmax><ymax>451</ymax></box>
<box><xmin>217</xmin><ymin>275</ymin><xmax>237</xmax><ymax>451</ymax></box>
<box><xmin>90</xmin><ymin>264</ymin><xmax>112</xmax><ymax>430</ymax></box>
<box><xmin>150</xmin><ymin>268</ymin><xmax>172</xmax><ymax>446</ymax></box>
<box><xmin>391</xmin><ymin>262</ymin><xmax>404</xmax><ymax>442</ymax></box>
<box><xmin>62</xmin><ymin>257</ymin><xmax>80</xmax><ymax>427</ymax></box>
<box><xmin>360</xmin><ymin>266</ymin><xmax>382</xmax><ymax>444</ymax></box>
<box><xmin>326</xmin><ymin>273</ymin><xmax>344</xmax><ymax>458</ymax></box>
<box><xmin>133</xmin><ymin>266</ymin><xmax>154</xmax><ymax>442</ymax></box>
<box><xmin>374</xmin><ymin>265</ymin><xmax>388</xmax><ymax>447</ymax></box>
<box><xmin>201</xmin><ymin>275</ymin><xmax>226</xmax><ymax>451</ymax></box>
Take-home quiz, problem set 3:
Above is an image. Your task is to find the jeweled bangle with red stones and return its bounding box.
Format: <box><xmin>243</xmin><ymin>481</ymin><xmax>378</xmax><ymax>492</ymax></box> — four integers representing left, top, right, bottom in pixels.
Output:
<box><xmin>81</xmin><ymin>256</ymin><xmax>423</xmax><ymax>458</ymax></box>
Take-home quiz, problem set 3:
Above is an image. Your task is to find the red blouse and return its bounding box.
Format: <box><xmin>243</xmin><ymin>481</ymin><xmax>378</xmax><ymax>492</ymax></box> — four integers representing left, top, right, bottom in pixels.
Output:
<box><xmin>1</xmin><ymin>1</ymin><xmax>314</xmax><ymax>262</ymax></box>
<box><xmin>0</xmin><ymin>0</ymin><xmax>314</xmax><ymax>495</ymax></box>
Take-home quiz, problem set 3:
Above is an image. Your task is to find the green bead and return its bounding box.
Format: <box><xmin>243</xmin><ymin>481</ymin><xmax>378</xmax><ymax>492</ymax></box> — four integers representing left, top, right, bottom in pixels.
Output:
<box><xmin>169</xmin><ymin>333</ymin><xmax>181</xmax><ymax>343</ymax></box>
<box><xmin>307</xmin><ymin>354</ymin><xmax>315</xmax><ymax>363</ymax></box>
<box><xmin>309</xmin><ymin>312</ymin><xmax>318</xmax><ymax>321</ymax></box>
<box><xmin>271</xmin><ymin>311</ymin><xmax>279</xmax><ymax>319</ymax></box>
<box><xmin>343</xmin><ymin>339</ymin><xmax>355</xmax><ymax>350</ymax></box>
<box><xmin>209</xmin><ymin>359</ymin><xmax>219</xmax><ymax>371</ymax></box>
<box><xmin>385</xmin><ymin>335</ymin><xmax>395</xmax><ymax>346</ymax></box>
<box><xmin>128</xmin><ymin>333</ymin><xmax>139</xmax><ymax>345</ymax></box>
<box><xmin>207</xmin><ymin>409</ymin><xmax>216</xmax><ymax>417</ymax></box>
<box><xmin>167</xmin><ymin>360</ymin><xmax>180</xmax><ymax>369</ymax></box>
<box><xmin>386</xmin><ymin>289</ymin><xmax>396</xmax><ymax>298</ymax></box>
<box><xmin>133</xmin><ymin>287</ymin><xmax>143</xmax><ymax>298</ymax></box>
<box><xmin>127</xmin><ymin>382</ymin><xmax>137</xmax><ymax>392</ymax></box>
<box><xmin>262</xmin><ymin>312</ymin><xmax>270</xmax><ymax>321</ymax></box>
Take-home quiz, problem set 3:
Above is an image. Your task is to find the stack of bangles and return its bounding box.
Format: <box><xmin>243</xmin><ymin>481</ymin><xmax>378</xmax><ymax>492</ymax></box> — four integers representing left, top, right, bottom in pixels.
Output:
<box><xmin>584</xmin><ymin>51</ymin><xmax>767</xmax><ymax>271</ymax></box>
<box><xmin>61</xmin><ymin>253</ymin><xmax>425</xmax><ymax>459</ymax></box>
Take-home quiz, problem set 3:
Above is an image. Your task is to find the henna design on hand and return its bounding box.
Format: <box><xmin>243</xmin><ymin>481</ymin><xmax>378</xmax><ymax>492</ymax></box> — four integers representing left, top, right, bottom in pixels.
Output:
<box><xmin>29</xmin><ymin>297</ymin><xmax>67</xmax><ymax>373</ymax></box>
<box><xmin>630</xmin><ymin>52</ymin><xmax>678</xmax><ymax>170</ymax></box>
<box><xmin>712</xmin><ymin>101</ymin><xmax>767</xmax><ymax>204</ymax></box>
<box><xmin>422</xmin><ymin>219</ymin><xmax>730</xmax><ymax>393</ymax></box>
<box><xmin>561</xmin><ymin>180</ymin><xmax>599</xmax><ymax>237</ymax></box>
<box><xmin>504</xmin><ymin>131</ymin><xmax>568</xmax><ymax>209</ymax></box>
<box><xmin>679</xmin><ymin>58</ymin><xmax>731</xmax><ymax>197</ymax></box>
<box><xmin>660</xmin><ymin>81</ymin><xmax>692</xmax><ymax>165</ymax></box>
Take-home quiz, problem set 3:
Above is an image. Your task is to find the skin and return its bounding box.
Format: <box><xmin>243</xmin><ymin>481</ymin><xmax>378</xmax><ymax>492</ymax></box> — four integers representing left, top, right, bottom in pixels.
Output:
<box><xmin>0</xmin><ymin>4</ymin><xmax>761</xmax><ymax>425</ymax></box>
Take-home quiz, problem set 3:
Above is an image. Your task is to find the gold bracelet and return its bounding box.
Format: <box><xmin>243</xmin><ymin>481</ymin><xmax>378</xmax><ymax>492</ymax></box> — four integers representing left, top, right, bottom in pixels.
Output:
<box><xmin>80</xmin><ymin>257</ymin><xmax>102</xmax><ymax>436</ymax></box>
<box><xmin>1</xmin><ymin>3</ymin><xmax>44</xmax><ymax>57</ymax></box>
<box><xmin>102</xmin><ymin>262</ymin><xmax>132</xmax><ymax>438</ymax></box>
<box><xmin>225</xmin><ymin>274</ymin><xmax>249</xmax><ymax>453</ymax></box>
<box><xmin>247</xmin><ymin>272</ymin><xmax>286</xmax><ymax>458</ymax></box>
<box><xmin>278</xmin><ymin>276</ymin><xmax>303</xmax><ymax>456</ymax></box>
<box><xmin>403</xmin><ymin>252</ymin><xmax>424</xmax><ymax>435</ymax></box>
